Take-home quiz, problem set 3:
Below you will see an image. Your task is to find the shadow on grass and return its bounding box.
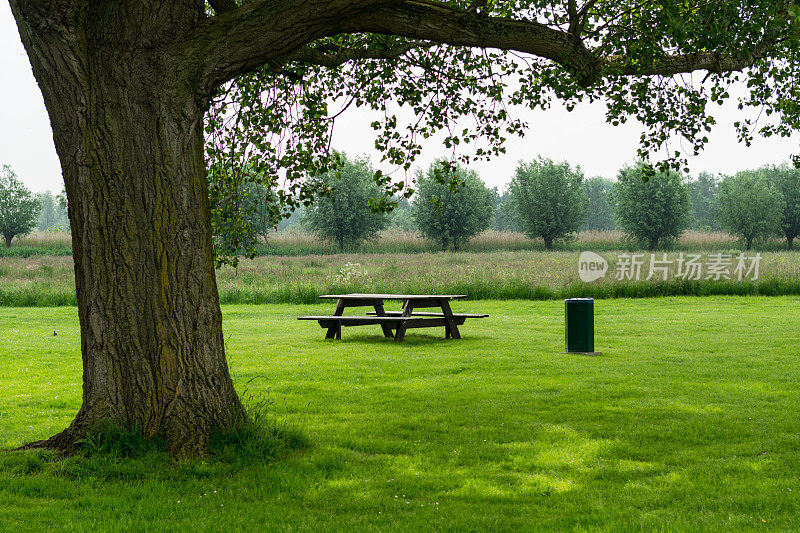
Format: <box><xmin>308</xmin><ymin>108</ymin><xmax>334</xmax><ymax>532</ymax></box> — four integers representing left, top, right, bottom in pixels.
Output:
<box><xmin>0</xmin><ymin>397</ymin><xmax>309</xmax><ymax>484</ymax></box>
<box><xmin>2</xmin><ymin>391</ymin><xmax>798</xmax><ymax>530</ymax></box>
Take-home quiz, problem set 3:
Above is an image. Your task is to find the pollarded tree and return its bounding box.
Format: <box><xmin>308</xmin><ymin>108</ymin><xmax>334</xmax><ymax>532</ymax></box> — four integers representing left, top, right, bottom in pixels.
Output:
<box><xmin>510</xmin><ymin>158</ymin><xmax>588</xmax><ymax>250</ymax></box>
<box><xmin>764</xmin><ymin>164</ymin><xmax>800</xmax><ymax>250</ymax></box>
<box><xmin>613</xmin><ymin>164</ymin><xmax>691</xmax><ymax>251</ymax></box>
<box><xmin>413</xmin><ymin>163</ymin><xmax>494</xmax><ymax>251</ymax></box>
<box><xmin>36</xmin><ymin>190</ymin><xmax>69</xmax><ymax>232</ymax></box>
<box><xmin>8</xmin><ymin>0</ymin><xmax>800</xmax><ymax>457</ymax></box>
<box><xmin>688</xmin><ymin>172</ymin><xmax>720</xmax><ymax>231</ymax></box>
<box><xmin>492</xmin><ymin>190</ymin><xmax>523</xmax><ymax>232</ymax></box>
<box><xmin>303</xmin><ymin>155</ymin><xmax>389</xmax><ymax>250</ymax></box>
<box><xmin>209</xmin><ymin>163</ymin><xmax>285</xmax><ymax>265</ymax></box>
<box><xmin>211</xmin><ymin>179</ymin><xmax>280</xmax><ymax>263</ymax></box>
<box><xmin>582</xmin><ymin>178</ymin><xmax>616</xmax><ymax>232</ymax></box>
<box><xmin>0</xmin><ymin>165</ymin><xmax>40</xmax><ymax>248</ymax></box>
<box><xmin>388</xmin><ymin>196</ymin><xmax>416</xmax><ymax>232</ymax></box>
<box><xmin>717</xmin><ymin>171</ymin><xmax>783</xmax><ymax>250</ymax></box>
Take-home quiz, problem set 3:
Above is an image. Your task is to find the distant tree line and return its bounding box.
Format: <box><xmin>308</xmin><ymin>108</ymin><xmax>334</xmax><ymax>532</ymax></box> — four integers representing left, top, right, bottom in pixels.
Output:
<box><xmin>0</xmin><ymin>164</ymin><xmax>70</xmax><ymax>248</ymax></box>
<box><xmin>3</xmin><ymin>156</ymin><xmax>798</xmax><ymax>253</ymax></box>
<box><xmin>217</xmin><ymin>154</ymin><xmax>800</xmax><ymax>253</ymax></box>
<box><xmin>35</xmin><ymin>189</ymin><xmax>69</xmax><ymax>232</ymax></box>
<box><xmin>3</xmin><ymin>156</ymin><xmax>795</xmax><ymax>253</ymax></box>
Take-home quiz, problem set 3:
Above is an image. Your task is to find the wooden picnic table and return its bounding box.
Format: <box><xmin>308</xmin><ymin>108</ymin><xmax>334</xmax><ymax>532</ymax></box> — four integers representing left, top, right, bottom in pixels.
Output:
<box><xmin>298</xmin><ymin>293</ymin><xmax>487</xmax><ymax>341</ymax></box>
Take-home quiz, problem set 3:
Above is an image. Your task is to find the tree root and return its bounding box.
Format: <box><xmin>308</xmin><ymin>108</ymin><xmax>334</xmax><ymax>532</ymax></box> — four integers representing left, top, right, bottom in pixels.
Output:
<box><xmin>13</xmin><ymin>426</ymin><xmax>82</xmax><ymax>455</ymax></box>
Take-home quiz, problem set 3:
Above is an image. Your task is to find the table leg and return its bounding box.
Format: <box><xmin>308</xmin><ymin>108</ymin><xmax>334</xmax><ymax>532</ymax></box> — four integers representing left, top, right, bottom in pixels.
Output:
<box><xmin>394</xmin><ymin>299</ymin><xmax>414</xmax><ymax>342</ymax></box>
<box><xmin>325</xmin><ymin>299</ymin><xmax>345</xmax><ymax>340</ymax></box>
<box><xmin>439</xmin><ymin>299</ymin><xmax>461</xmax><ymax>339</ymax></box>
<box><xmin>373</xmin><ymin>301</ymin><xmax>394</xmax><ymax>338</ymax></box>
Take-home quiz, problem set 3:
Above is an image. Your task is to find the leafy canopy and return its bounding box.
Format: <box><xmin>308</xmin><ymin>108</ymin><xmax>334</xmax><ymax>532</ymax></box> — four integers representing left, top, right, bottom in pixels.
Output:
<box><xmin>509</xmin><ymin>158</ymin><xmax>588</xmax><ymax>249</ymax></box>
<box><xmin>35</xmin><ymin>190</ymin><xmax>69</xmax><ymax>233</ymax></box>
<box><xmin>210</xmin><ymin>174</ymin><xmax>279</xmax><ymax>265</ymax></box>
<box><xmin>0</xmin><ymin>165</ymin><xmax>40</xmax><ymax>247</ymax></box>
<box><xmin>412</xmin><ymin>162</ymin><xmax>494</xmax><ymax>251</ymax></box>
<box><xmin>203</xmin><ymin>0</ymin><xmax>800</xmax><ymax>261</ymax></box>
<box><xmin>491</xmin><ymin>190</ymin><xmax>523</xmax><ymax>232</ymax></box>
<box><xmin>387</xmin><ymin>196</ymin><xmax>416</xmax><ymax>232</ymax></box>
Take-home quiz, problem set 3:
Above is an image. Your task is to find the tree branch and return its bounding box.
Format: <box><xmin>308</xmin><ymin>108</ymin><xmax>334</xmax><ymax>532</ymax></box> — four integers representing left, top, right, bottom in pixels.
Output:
<box><xmin>183</xmin><ymin>0</ymin><xmax>783</xmax><ymax>95</ymax></box>
<box><xmin>567</xmin><ymin>0</ymin><xmax>578</xmax><ymax>35</ymax></box>
<box><xmin>280</xmin><ymin>39</ymin><xmax>432</xmax><ymax>69</ymax></box>
<box><xmin>338</xmin><ymin>1</ymin><xmax>600</xmax><ymax>84</ymax></box>
<box><xmin>577</xmin><ymin>0</ymin><xmax>601</xmax><ymax>22</ymax></box>
<box><xmin>187</xmin><ymin>1</ymin><xmax>389</xmax><ymax>94</ymax></box>
<box><xmin>605</xmin><ymin>39</ymin><xmax>781</xmax><ymax>77</ymax></box>
<box><xmin>182</xmin><ymin>0</ymin><xmax>598</xmax><ymax>92</ymax></box>
<box><xmin>569</xmin><ymin>0</ymin><xmax>599</xmax><ymax>37</ymax></box>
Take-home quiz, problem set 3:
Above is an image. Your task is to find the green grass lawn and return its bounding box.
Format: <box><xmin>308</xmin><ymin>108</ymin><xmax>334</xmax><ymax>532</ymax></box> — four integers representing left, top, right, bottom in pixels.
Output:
<box><xmin>1</xmin><ymin>297</ymin><xmax>799</xmax><ymax>531</ymax></box>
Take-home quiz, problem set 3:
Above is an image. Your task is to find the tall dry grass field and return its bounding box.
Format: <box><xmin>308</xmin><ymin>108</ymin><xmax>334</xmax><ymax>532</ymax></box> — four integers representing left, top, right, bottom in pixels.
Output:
<box><xmin>1</xmin><ymin>229</ymin><xmax>788</xmax><ymax>257</ymax></box>
<box><xmin>15</xmin><ymin>231</ymin><xmax>72</xmax><ymax>249</ymax></box>
<box><xmin>2</xmin><ymin>250</ymin><xmax>798</xmax><ymax>306</ymax></box>
<box><xmin>258</xmin><ymin>229</ymin><xmax>783</xmax><ymax>255</ymax></box>
<box><xmin>1</xmin><ymin>231</ymin><xmax>72</xmax><ymax>257</ymax></box>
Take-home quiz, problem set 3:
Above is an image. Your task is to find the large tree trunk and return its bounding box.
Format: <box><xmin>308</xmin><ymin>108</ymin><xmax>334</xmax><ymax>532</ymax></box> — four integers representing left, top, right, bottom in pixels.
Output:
<box><xmin>543</xmin><ymin>236</ymin><xmax>553</xmax><ymax>251</ymax></box>
<box><xmin>11</xmin><ymin>0</ymin><xmax>246</xmax><ymax>457</ymax></box>
<box><xmin>4</xmin><ymin>235</ymin><xmax>11</xmax><ymax>248</ymax></box>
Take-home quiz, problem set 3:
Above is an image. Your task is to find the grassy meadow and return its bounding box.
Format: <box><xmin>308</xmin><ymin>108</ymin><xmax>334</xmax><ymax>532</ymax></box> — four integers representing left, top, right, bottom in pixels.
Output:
<box><xmin>2</xmin><ymin>297</ymin><xmax>800</xmax><ymax>530</ymax></box>
<box><xmin>1</xmin><ymin>250</ymin><xmax>799</xmax><ymax>306</ymax></box>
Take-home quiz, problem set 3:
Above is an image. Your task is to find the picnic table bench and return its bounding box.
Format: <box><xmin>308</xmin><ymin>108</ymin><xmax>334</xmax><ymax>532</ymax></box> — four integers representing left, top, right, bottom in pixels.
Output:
<box><xmin>298</xmin><ymin>293</ymin><xmax>488</xmax><ymax>341</ymax></box>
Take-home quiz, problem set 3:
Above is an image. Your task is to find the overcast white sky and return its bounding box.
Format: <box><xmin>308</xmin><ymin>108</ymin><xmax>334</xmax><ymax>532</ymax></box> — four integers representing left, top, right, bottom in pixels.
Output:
<box><xmin>2</xmin><ymin>2</ymin><xmax>798</xmax><ymax>194</ymax></box>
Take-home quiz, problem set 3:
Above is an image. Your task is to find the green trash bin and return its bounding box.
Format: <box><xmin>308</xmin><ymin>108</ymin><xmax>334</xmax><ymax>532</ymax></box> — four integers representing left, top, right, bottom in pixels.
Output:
<box><xmin>565</xmin><ymin>298</ymin><xmax>596</xmax><ymax>354</ymax></box>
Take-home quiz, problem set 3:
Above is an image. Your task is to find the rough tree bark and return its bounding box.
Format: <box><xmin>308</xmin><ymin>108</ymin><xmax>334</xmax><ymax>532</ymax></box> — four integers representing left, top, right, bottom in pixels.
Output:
<box><xmin>10</xmin><ymin>0</ymin><xmax>247</xmax><ymax>457</ymax></box>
